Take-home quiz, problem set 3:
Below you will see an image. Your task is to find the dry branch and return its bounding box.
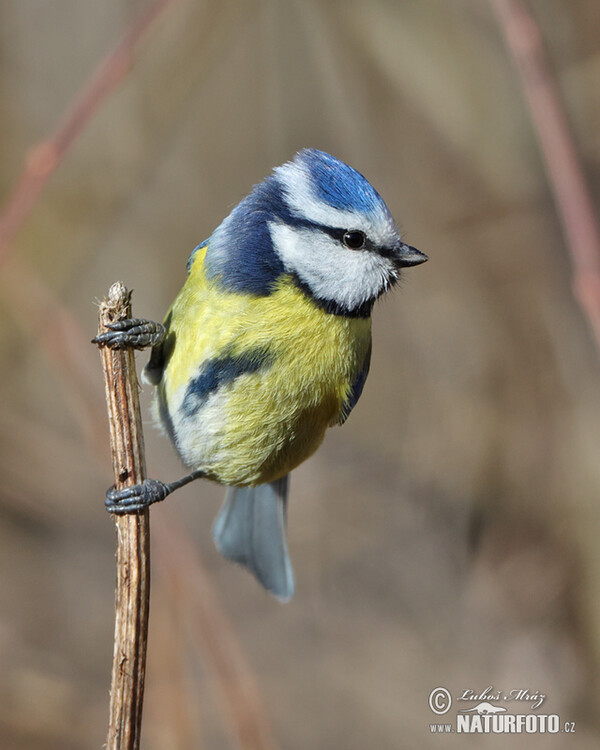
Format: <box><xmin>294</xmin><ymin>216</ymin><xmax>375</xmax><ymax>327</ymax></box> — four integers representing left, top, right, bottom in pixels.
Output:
<box><xmin>96</xmin><ymin>282</ymin><xmax>151</xmax><ymax>750</ymax></box>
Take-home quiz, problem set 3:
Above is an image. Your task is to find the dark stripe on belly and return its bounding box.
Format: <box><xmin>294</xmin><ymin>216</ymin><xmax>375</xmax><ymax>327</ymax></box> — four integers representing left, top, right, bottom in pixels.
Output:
<box><xmin>182</xmin><ymin>346</ymin><xmax>274</xmax><ymax>418</ymax></box>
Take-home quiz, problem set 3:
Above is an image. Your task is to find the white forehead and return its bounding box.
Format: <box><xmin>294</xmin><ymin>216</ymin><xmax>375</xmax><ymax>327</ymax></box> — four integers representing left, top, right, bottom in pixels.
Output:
<box><xmin>274</xmin><ymin>161</ymin><xmax>399</xmax><ymax>247</ymax></box>
<box><xmin>269</xmin><ymin>222</ymin><xmax>397</xmax><ymax>311</ymax></box>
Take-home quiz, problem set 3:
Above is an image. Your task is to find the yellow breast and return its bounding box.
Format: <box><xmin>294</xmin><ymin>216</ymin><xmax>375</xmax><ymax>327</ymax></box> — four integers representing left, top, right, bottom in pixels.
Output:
<box><xmin>156</xmin><ymin>248</ymin><xmax>372</xmax><ymax>485</ymax></box>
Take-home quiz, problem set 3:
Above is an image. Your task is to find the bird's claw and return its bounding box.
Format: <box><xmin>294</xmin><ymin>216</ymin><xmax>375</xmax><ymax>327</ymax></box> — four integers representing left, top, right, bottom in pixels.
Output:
<box><xmin>92</xmin><ymin>318</ymin><xmax>165</xmax><ymax>350</ymax></box>
<box><xmin>105</xmin><ymin>478</ymin><xmax>170</xmax><ymax>514</ymax></box>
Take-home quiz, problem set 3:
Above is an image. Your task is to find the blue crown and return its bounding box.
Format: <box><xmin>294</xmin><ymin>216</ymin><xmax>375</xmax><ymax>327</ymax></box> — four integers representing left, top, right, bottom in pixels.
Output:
<box><xmin>293</xmin><ymin>148</ymin><xmax>388</xmax><ymax>216</ymax></box>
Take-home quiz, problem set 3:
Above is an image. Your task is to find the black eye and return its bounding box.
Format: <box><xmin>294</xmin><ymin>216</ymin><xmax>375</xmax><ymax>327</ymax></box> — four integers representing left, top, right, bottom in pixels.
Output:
<box><xmin>342</xmin><ymin>230</ymin><xmax>366</xmax><ymax>249</ymax></box>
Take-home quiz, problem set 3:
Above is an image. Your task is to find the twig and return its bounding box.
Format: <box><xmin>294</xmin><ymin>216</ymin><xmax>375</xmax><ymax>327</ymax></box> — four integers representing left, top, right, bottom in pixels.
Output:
<box><xmin>96</xmin><ymin>282</ymin><xmax>150</xmax><ymax>750</ymax></box>
<box><xmin>489</xmin><ymin>0</ymin><xmax>600</xmax><ymax>349</ymax></box>
<box><xmin>0</xmin><ymin>0</ymin><xmax>178</xmax><ymax>269</ymax></box>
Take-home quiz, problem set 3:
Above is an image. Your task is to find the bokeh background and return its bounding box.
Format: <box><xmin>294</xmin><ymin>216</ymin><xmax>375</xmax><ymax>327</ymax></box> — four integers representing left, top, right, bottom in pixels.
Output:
<box><xmin>1</xmin><ymin>0</ymin><xmax>600</xmax><ymax>747</ymax></box>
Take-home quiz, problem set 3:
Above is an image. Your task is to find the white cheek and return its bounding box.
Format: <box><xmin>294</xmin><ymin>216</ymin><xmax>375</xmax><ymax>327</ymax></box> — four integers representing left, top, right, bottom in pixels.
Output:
<box><xmin>270</xmin><ymin>223</ymin><xmax>395</xmax><ymax>310</ymax></box>
<box><xmin>274</xmin><ymin>164</ymin><xmax>397</xmax><ymax>247</ymax></box>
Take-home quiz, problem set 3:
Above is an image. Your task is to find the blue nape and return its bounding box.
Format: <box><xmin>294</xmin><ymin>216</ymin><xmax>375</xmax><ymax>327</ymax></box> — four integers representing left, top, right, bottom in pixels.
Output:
<box><xmin>202</xmin><ymin>177</ymin><xmax>290</xmax><ymax>295</ymax></box>
<box><xmin>182</xmin><ymin>346</ymin><xmax>274</xmax><ymax>417</ymax></box>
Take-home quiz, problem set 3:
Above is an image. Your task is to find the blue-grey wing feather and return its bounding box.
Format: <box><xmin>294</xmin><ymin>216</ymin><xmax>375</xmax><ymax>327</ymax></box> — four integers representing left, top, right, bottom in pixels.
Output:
<box><xmin>338</xmin><ymin>341</ymin><xmax>372</xmax><ymax>425</ymax></box>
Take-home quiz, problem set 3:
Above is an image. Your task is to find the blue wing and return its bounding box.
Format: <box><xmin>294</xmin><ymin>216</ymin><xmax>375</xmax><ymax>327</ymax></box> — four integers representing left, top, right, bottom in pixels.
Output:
<box><xmin>338</xmin><ymin>342</ymin><xmax>372</xmax><ymax>425</ymax></box>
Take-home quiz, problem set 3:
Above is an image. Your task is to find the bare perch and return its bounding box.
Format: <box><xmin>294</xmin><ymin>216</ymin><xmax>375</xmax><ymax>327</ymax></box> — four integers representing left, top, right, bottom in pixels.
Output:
<box><xmin>96</xmin><ymin>282</ymin><xmax>150</xmax><ymax>750</ymax></box>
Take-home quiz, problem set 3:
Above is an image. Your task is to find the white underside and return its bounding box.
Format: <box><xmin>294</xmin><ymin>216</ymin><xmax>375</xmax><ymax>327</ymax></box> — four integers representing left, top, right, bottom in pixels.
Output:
<box><xmin>169</xmin><ymin>386</ymin><xmax>228</xmax><ymax>471</ymax></box>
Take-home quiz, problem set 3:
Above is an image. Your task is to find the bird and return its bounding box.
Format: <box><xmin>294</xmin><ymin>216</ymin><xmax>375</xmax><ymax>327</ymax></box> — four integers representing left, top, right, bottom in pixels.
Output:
<box><xmin>93</xmin><ymin>148</ymin><xmax>427</xmax><ymax>601</ymax></box>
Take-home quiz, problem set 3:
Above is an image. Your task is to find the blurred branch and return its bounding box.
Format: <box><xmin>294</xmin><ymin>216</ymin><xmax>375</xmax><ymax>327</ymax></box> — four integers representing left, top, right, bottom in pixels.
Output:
<box><xmin>96</xmin><ymin>283</ymin><xmax>151</xmax><ymax>750</ymax></box>
<box><xmin>156</xmin><ymin>518</ymin><xmax>281</xmax><ymax>750</ymax></box>
<box><xmin>490</xmin><ymin>0</ymin><xmax>600</xmax><ymax>349</ymax></box>
<box><xmin>0</xmin><ymin>0</ymin><xmax>178</xmax><ymax>268</ymax></box>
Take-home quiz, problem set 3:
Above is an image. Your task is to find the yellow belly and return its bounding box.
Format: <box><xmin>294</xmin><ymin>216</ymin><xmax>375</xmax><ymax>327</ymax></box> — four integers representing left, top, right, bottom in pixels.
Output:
<box><xmin>155</xmin><ymin>250</ymin><xmax>372</xmax><ymax>485</ymax></box>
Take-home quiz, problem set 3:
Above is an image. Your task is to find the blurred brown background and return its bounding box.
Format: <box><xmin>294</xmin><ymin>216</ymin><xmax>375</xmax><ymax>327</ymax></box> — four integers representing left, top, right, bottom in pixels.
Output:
<box><xmin>1</xmin><ymin>0</ymin><xmax>600</xmax><ymax>747</ymax></box>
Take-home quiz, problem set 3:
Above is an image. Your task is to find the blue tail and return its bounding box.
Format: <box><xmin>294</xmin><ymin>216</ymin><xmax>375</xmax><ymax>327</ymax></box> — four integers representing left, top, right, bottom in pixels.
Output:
<box><xmin>212</xmin><ymin>475</ymin><xmax>294</xmax><ymax>601</ymax></box>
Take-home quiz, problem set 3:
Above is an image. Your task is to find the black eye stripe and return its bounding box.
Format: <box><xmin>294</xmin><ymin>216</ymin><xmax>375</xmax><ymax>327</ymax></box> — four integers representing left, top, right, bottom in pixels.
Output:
<box><xmin>311</xmin><ymin>225</ymin><xmax>346</xmax><ymax>242</ymax></box>
<box><xmin>278</xmin><ymin>216</ymin><xmax>373</xmax><ymax>250</ymax></box>
<box><xmin>299</xmin><ymin>223</ymin><xmax>367</xmax><ymax>248</ymax></box>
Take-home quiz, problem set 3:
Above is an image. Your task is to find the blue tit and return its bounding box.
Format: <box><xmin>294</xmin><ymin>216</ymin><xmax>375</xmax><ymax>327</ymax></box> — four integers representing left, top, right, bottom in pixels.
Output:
<box><xmin>96</xmin><ymin>148</ymin><xmax>427</xmax><ymax>601</ymax></box>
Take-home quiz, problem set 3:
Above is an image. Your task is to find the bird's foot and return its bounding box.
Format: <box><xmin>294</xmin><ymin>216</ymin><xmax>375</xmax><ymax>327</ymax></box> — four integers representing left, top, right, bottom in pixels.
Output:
<box><xmin>105</xmin><ymin>478</ymin><xmax>171</xmax><ymax>514</ymax></box>
<box><xmin>92</xmin><ymin>318</ymin><xmax>165</xmax><ymax>350</ymax></box>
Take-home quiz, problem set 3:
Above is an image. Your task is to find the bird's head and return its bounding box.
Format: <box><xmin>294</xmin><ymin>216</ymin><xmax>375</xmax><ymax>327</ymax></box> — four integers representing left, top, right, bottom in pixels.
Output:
<box><xmin>202</xmin><ymin>149</ymin><xmax>427</xmax><ymax>317</ymax></box>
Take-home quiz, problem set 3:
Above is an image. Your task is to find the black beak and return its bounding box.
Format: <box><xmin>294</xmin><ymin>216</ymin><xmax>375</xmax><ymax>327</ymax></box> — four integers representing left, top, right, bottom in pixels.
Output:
<box><xmin>393</xmin><ymin>243</ymin><xmax>428</xmax><ymax>268</ymax></box>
